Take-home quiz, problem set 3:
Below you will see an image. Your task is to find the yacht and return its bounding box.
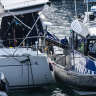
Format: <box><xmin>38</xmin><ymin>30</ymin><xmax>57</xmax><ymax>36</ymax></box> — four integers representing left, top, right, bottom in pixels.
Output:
<box><xmin>0</xmin><ymin>0</ymin><xmax>55</xmax><ymax>94</ymax></box>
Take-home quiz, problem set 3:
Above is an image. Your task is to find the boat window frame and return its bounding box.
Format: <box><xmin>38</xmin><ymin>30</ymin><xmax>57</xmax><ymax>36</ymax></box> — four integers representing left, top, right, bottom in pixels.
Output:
<box><xmin>87</xmin><ymin>38</ymin><xmax>96</xmax><ymax>58</ymax></box>
<box><xmin>71</xmin><ymin>30</ymin><xmax>87</xmax><ymax>55</ymax></box>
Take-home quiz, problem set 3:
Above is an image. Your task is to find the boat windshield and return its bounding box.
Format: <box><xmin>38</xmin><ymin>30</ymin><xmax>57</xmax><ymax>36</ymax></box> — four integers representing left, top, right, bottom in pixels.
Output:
<box><xmin>88</xmin><ymin>39</ymin><xmax>96</xmax><ymax>58</ymax></box>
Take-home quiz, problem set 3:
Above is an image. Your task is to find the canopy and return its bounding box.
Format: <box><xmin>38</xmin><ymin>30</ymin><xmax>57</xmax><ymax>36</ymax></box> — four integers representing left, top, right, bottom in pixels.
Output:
<box><xmin>1</xmin><ymin>0</ymin><xmax>48</xmax><ymax>10</ymax></box>
<box><xmin>0</xmin><ymin>0</ymin><xmax>48</xmax><ymax>17</ymax></box>
<box><xmin>71</xmin><ymin>19</ymin><xmax>89</xmax><ymax>37</ymax></box>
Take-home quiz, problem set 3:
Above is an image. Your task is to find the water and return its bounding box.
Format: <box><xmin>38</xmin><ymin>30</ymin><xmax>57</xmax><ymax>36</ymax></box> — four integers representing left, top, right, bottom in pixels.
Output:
<box><xmin>43</xmin><ymin>0</ymin><xmax>84</xmax><ymax>39</ymax></box>
<box><xmin>9</xmin><ymin>0</ymin><xmax>91</xmax><ymax>96</ymax></box>
<box><xmin>9</xmin><ymin>82</ymin><xmax>76</xmax><ymax>96</ymax></box>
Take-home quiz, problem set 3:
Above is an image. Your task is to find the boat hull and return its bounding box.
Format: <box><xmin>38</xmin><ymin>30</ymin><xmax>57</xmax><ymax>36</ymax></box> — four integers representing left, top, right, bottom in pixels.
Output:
<box><xmin>54</xmin><ymin>64</ymin><xmax>96</xmax><ymax>91</ymax></box>
<box><xmin>0</xmin><ymin>56</ymin><xmax>55</xmax><ymax>90</ymax></box>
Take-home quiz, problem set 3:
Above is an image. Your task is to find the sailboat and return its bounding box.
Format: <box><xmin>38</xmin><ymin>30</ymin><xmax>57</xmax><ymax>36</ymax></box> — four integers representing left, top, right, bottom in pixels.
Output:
<box><xmin>52</xmin><ymin>0</ymin><xmax>96</xmax><ymax>95</ymax></box>
<box><xmin>0</xmin><ymin>0</ymin><xmax>55</xmax><ymax>94</ymax></box>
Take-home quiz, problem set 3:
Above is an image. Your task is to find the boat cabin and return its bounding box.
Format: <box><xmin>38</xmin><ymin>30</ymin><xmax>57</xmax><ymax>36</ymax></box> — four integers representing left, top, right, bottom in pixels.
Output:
<box><xmin>0</xmin><ymin>0</ymin><xmax>49</xmax><ymax>50</ymax></box>
<box><xmin>0</xmin><ymin>0</ymin><xmax>55</xmax><ymax>91</ymax></box>
<box><xmin>71</xmin><ymin>30</ymin><xmax>96</xmax><ymax>58</ymax></box>
<box><xmin>0</xmin><ymin>12</ymin><xmax>44</xmax><ymax>48</ymax></box>
<box><xmin>70</xmin><ymin>21</ymin><xmax>96</xmax><ymax>74</ymax></box>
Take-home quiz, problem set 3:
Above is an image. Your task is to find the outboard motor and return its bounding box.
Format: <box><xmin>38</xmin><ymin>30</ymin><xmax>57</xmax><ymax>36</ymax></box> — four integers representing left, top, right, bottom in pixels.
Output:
<box><xmin>0</xmin><ymin>73</ymin><xmax>9</xmax><ymax>96</ymax></box>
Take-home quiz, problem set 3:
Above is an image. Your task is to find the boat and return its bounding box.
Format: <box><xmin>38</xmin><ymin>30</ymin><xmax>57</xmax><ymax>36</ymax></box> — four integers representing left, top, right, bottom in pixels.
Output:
<box><xmin>0</xmin><ymin>0</ymin><xmax>55</xmax><ymax>94</ymax></box>
<box><xmin>51</xmin><ymin>0</ymin><xmax>96</xmax><ymax>94</ymax></box>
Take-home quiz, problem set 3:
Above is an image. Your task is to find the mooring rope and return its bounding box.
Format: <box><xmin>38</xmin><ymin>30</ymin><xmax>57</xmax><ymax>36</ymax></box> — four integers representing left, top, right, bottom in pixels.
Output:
<box><xmin>2</xmin><ymin>20</ymin><xmax>14</xmax><ymax>39</ymax></box>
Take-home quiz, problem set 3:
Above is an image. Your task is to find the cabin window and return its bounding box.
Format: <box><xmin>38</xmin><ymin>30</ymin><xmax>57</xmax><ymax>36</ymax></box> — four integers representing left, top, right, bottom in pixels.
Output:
<box><xmin>72</xmin><ymin>31</ymin><xmax>86</xmax><ymax>54</ymax></box>
<box><xmin>87</xmin><ymin>40</ymin><xmax>96</xmax><ymax>58</ymax></box>
<box><xmin>73</xmin><ymin>32</ymin><xmax>77</xmax><ymax>49</ymax></box>
<box><xmin>70</xmin><ymin>31</ymin><xmax>76</xmax><ymax>49</ymax></box>
<box><xmin>76</xmin><ymin>35</ymin><xmax>85</xmax><ymax>54</ymax></box>
<box><xmin>89</xmin><ymin>14</ymin><xmax>95</xmax><ymax>21</ymax></box>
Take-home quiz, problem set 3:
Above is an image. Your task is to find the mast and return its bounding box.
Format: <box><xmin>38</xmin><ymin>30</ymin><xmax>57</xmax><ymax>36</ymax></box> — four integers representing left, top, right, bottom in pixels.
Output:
<box><xmin>74</xmin><ymin>0</ymin><xmax>77</xmax><ymax>18</ymax></box>
<box><xmin>87</xmin><ymin>0</ymin><xmax>89</xmax><ymax>23</ymax></box>
<box><xmin>84</xmin><ymin>0</ymin><xmax>86</xmax><ymax>13</ymax></box>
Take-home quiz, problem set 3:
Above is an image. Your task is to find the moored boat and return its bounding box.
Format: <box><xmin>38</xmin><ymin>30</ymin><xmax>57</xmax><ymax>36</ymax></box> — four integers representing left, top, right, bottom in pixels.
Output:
<box><xmin>0</xmin><ymin>0</ymin><xmax>55</xmax><ymax>94</ymax></box>
<box><xmin>52</xmin><ymin>0</ymin><xmax>96</xmax><ymax>94</ymax></box>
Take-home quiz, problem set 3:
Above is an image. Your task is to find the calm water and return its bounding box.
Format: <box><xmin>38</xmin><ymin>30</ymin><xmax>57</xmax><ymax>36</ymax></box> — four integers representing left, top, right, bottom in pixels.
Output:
<box><xmin>9</xmin><ymin>0</ymin><xmax>90</xmax><ymax>96</ymax></box>
<box><xmin>9</xmin><ymin>82</ymin><xmax>76</xmax><ymax>96</ymax></box>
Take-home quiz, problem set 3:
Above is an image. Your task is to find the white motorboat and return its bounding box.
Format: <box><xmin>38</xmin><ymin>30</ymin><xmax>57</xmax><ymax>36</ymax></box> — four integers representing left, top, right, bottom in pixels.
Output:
<box><xmin>0</xmin><ymin>0</ymin><xmax>55</xmax><ymax>93</ymax></box>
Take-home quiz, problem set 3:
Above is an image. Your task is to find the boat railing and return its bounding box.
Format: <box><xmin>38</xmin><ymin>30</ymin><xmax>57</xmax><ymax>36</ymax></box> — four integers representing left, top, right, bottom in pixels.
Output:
<box><xmin>3</xmin><ymin>35</ymin><xmax>46</xmax><ymax>50</ymax></box>
<box><xmin>49</xmin><ymin>54</ymin><xmax>66</xmax><ymax>66</ymax></box>
<box><xmin>3</xmin><ymin>36</ymin><xmax>45</xmax><ymax>41</ymax></box>
<box><xmin>1</xmin><ymin>35</ymin><xmax>46</xmax><ymax>56</ymax></box>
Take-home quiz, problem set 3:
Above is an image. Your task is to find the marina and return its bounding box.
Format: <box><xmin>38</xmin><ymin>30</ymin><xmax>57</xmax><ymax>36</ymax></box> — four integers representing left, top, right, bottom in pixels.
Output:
<box><xmin>0</xmin><ymin>0</ymin><xmax>96</xmax><ymax>96</ymax></box>
<box><xmin>50</xmin><ymin>0</ymin><xmax>96</xmax><ymax>95</ymax></box>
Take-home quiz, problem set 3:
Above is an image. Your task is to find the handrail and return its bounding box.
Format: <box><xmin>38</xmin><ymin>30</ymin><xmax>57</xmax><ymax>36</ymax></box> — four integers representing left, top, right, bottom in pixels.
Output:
<box><xmin>3</xmin><ymin>36</ymin><xmax>45</xmax><ymax>42</ymax></box>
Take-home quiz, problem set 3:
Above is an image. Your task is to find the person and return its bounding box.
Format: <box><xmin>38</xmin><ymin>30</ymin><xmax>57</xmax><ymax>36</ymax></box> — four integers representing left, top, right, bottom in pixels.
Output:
<box><xmin>46</xmin><ymin>42</ymin><xmax>54</xmax><ymax>55</ymax></box>
<box><xmin>80</xmin><ymin>42</ymin><xmax>84</xmax><ymax>53</ymax></box>
<box><xmin>78</xmin><ymin>42</ymin><xmax>84</xmax><ymax>53</ymax></box>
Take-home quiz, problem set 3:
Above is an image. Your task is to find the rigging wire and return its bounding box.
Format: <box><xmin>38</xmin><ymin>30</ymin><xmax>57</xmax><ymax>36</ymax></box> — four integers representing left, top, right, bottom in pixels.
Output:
<box><xmin>8</xmin><ymin>11</ymin><xmax>31</xmax><ymax>30</ymax></box>
<box><xmin>5</xmin><ymin>1</ymin><xmax>47</xmax><ymax>55</ymax></box>
<box><xmin>2</xmin><ymin>20</ymin><xmax>14</xmax><ymax>39</ymax></box>
<box><xmin>83</xmin><ymin>0</ymin><xmax>86</xmax><ymax>13</ymax></box>
<box><xmin>12</xmin><ymin>13</ymin><xmax>41</xmax><ymax>55</ymax></box>
<box><xmin>1</xmin><ymin>48</ymin><xmax>21</xmax><ymax>62</ymax></box>
<box><xmin>87</xmin><ymin>0</ymin><xmax>89</xmax><ymax>23</ymax></box>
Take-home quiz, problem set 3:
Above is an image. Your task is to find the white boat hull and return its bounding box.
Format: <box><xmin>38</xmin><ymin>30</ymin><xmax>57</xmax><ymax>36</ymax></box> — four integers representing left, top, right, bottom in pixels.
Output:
<box><xmin>0</xmin><ymin>56</ymin><xmax>54</xmax><ymax>89</ymax></box>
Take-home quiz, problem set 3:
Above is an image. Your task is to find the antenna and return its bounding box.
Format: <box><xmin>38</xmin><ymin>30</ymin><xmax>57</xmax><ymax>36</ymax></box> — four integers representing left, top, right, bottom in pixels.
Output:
<box><xmin>84</xmin><ymin>0</ymin><xmax>85</xmax><ymax>4</ymax></box>
<box><xmin>74</xmin><ymin>0</ymin><xmax>77</xmax><ymax>18</ymax></box>
<box><xmin>83</xmin><ymin>0</ymin><xmax>86</xmax><ymax>13</ymax></box>
<box><xmin>87</xmin><ymin>0</ymin><xmax>89</xmax><ymax>23</ymax></box>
